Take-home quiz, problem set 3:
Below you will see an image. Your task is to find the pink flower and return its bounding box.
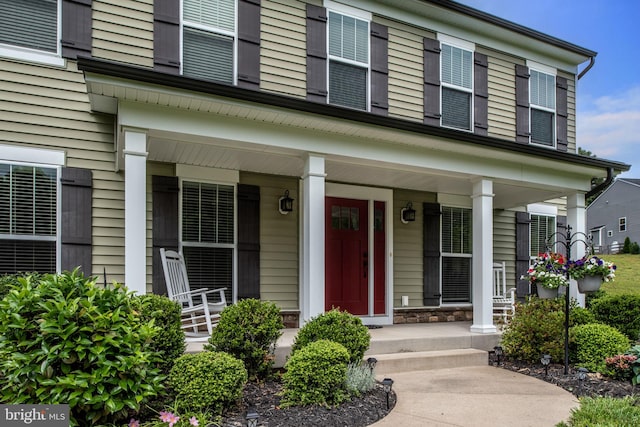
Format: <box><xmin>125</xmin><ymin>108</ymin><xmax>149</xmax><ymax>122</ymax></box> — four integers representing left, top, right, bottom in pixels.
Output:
<box><xmin>128</xmin><ymin>419</ymin><xmax>140</xmax><ymax>427</ymax></box>
<box><xmin>190</xmin><ymin>416</ymin><xmax>200</xmax><ymax>426</ymax></box>
<box><xmin>159</xmin><ymin>411</ymin><xmax>180</xmax><ymax>426</ymax></box>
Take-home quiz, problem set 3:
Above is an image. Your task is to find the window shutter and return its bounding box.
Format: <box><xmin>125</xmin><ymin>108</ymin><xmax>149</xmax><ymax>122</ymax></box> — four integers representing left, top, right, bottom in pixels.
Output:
<box><xmin>474</xmin><ymin>52</ymin><xmax>488</xmax><ymax>135</ymax></box>
<box><xmin>370</xmin><ymin>22</ymin><xmax>388</xmax><ymax>116</ymax></box>
<box><xmin>423</xmin><ymin>202</ymin><xmax>441</xmax><ymax>306</ymax></box>
<box><xmin>306</xmin><ymin>4</ymin><xmax>327</xmax><ymax>102</ymax></box>
<box><xmin>515</xmin><ymin>64</ymin><xmax>530</xmax><ymax>144</ymax></box>
<box><xmin>237</xmin><ymin>0</ymin><xmax>260</xmax><ymax>89</ymax></box>
<box><xmin>60</xmin><ymin>167</ymin><xmax>92</xmax><ymax>276</ymax></box>
<box><xmin>152</xmin><ymin>176</ymin><xmax>179</xmax><ymax>295</ymax></box>
<box><xmin>556</xmin><ymin>76</ymin><xmax>568</xmax><ymax>152</ymax></box>
<box><xmin>61</xmin><ymin>0</ymin><xmax>92</xmax><ymax>59</ymax></box>
<box><xmin>515</xmin><ymin>211</ymin><xmax>531</xmax><ymax>298</ymax></box>
<box><xmin>154</xmin><ymin>0</ymin><xmax>180</xmax><ymax>73</ymax></box>
<box><xmin>237</xmin><ymin>184</ymin><xmax>260</xmax><ymax>300</ymax></box>
<box><xmin>423</xmin><ymin>38</ymin><xmax>441</xmax><ymax>126</ymax></box>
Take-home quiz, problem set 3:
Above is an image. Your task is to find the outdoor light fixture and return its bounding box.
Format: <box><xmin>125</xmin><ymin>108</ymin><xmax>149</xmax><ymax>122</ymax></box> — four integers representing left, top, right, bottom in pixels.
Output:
<box><xmin>576</xmin><ymin>367</ymin><xmax>588</xmax><ymax>396</ymax></box>
<box><xmin>381</xmin><ymin>378</ymin><xmax>394</xmax><ymax>410</ymax></box>
<box><xmin>246</xmin><ymin>405</ymin><xmax>259</xmax><ymax>427</ymax></box>
<box><xmin>400</xmin><ymin>201</ymin><xmax>416</xmax><ymax>223</ymax></box>
<box><xmin>493</xmin><ymin>346</ymin><xmax>503</xmax><ymax>365</ymax></box>
<box><xmin>278</xmin><ymin>190</ymin><xmax>294</xmax><ymax>214</ymax></box>
<box><xmin>541</xmin><ymin>354</ymin><xmax>552</xmax><ymax>376</ymax></box>
<box><xmin>367</xmin><ymin>357</ymin><xmax>378</xmax><ymax>373</ymax></box>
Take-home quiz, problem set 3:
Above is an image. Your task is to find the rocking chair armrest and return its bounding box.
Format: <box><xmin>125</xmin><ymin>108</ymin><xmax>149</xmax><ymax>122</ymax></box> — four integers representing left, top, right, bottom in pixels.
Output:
<box><xmin>202</xmin><ymin>287</ymin><xmax>227</xmax><ymax>295</ymax></box>
<box><xmin>172</xmin><ymin>288</ymin><xmax>212</xmax><ymax>298</ymax></box>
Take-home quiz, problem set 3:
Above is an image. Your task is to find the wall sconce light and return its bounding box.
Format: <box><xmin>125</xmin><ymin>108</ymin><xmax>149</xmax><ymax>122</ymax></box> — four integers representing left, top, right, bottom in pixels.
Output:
<box><xmin>279</xmin><ymin>190</ymin><xmax>294</xmax><ymax>214</ymax></box>
<box><xmin>245</xmin><ymin>405</ymin><xmax>259</xmax><ymax>427</ymax></box>
<box><xmin>400</xmin><ymin>202</ymin><xmax>416</xmax><ymax>224</ymax></box>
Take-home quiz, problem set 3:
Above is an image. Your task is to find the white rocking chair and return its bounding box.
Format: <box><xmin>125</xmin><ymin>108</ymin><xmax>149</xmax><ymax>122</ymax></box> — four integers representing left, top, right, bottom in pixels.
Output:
<box><xmin>160</xmin><ymin>248</ymin><xmax>228</xmax><ymax>341</ymax></box>
<box><xmin>492</xmin><ymin>261</ymin><xmax>516</xmax><ymax>322</ymax></box>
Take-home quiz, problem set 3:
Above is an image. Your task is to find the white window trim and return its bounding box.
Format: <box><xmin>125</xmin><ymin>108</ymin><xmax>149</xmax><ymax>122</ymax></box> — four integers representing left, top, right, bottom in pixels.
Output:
<box><xmin>0</xmin><ymin>0</ymin><xmax>64</xmax><ymax>67</ymax></box>
<box><xmin>527</xmin><ymin>60</ymin><xmax>557</xmax><ymax>148</ymax></box>
<box><xmin>440</xmin><ymin>205</ymin><xmax>473</xmax><ymax>305</ymax></box>
<box><xmin>324</xmin><ymin>1</ymin><xmax>372</xmax><ymax>21</ymax></box>
<box><xmin>437</xmin><ymin>34</ymin><xmax>475</xmax><ymax>132</ymax></box>
<box><xmin>2</xmin><ymin>145</ymin><xmax>65</xmax><ymax>166</ymax></box>
<box><xmin>619</xmin><ymin>217</ymin><xmax>627</xmax><ymax>232</ymax></box>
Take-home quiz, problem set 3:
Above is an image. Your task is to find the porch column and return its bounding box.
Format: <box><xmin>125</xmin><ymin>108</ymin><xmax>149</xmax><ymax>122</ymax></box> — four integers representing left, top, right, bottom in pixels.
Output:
<box><xmin>300</xmin><ymin>155</ymin><xmax>326</xmax><ymax>324</ymax></box>
<box><xmin>567</xmin><ymin>192</ymin><xmax>587</xmax><ymax>306</ymax></box>
<box><xmin>124</xmin><ymin>130</ymin><xmax>148</xmax><ymax>294</ymax></box>
<box><xmin>470</xmin><ymin>178</ymin><xmax>497</xmax><ymax>333</ymax></box>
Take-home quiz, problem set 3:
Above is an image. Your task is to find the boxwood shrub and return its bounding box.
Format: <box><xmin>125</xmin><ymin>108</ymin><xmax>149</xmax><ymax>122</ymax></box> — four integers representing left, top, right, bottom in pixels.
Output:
<box><xmin>589</xmin><ymin>294</ymin><xmax>640</xmax><ymax>341</ymax></box>
<box><xmin>570</xmin><ymin>323</ymin><xmax>630</xmax><ymax>373</ymax></box>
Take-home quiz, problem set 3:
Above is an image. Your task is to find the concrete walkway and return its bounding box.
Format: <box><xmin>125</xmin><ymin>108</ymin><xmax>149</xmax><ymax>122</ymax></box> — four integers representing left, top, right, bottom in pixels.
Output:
<box><xmin>371</xmin><ymin>365</ymin><xmax>579</xmax><ymax>427</ymax></box>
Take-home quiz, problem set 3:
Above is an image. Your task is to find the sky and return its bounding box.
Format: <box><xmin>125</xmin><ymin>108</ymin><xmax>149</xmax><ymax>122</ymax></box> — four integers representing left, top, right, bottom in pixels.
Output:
<box><xmin>458</xmin><ymin>0</ymin><xmax>640</xmax><ymax>178</ymax></box>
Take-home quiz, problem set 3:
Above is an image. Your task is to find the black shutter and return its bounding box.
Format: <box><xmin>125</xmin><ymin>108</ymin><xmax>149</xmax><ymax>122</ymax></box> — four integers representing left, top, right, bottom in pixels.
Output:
<box><xmin>237</xmin><ymin>184</ymin><xmax>260</xmax><ymax>299</ymax></box>
<box><xmin>556</xmin><ymin>76</ymin><xmax>568</xmax><ymax>152</ymax></box>
<box><xmin>515</xmin><ymin>211</ymin><xmax>531</xmax><ymax>298</ymax></box>
<box><xmin>515</xmin><ymin>64</ymin><xmax>530</xmax><ymax>144</ymax></box>
<box><xmin>370</xmin><ymin>22</ymin><xmax>388</xmax><ymax>116</ymax></box>
<box><xmin>306</xmin><ymin>4</ymin><xmax>327</xmax><ymax>103</ymax></box>
<box><xmin>61</xmin><ymin>0</ymin><xmax>92</xmax><ymax>59</ymax></box>
<box><xmin>154</xmin><ymin>0</ymin><xmax>180</xmax><ymax>74</ymax></box>
<box><xmin>60</xmin><ymin>167</ymin><xmax>92</xmax><ymax>275</ymax></box>
<box><xmin>474</xmin><ymin>52</ymin><xmax>488</xmax><ymax>135</ymax></box>
<box><xmin>152</xmin><ymin>176</ymin><xmax>179</xmax><ymax>295</ymax></box>
<box><xmin>423</xmin><ymin>202</ymin><xmax>441</xmax><ymax>306</ymax></box>
<box><xmin>423</xmin><ymin>38</ymin><xmax>441</xmax><ymax>126</ymax></box>
<box><xmin>237</xmin><ymin>0</ymin><xmax>260</xmax><ymax>89</ymax></box>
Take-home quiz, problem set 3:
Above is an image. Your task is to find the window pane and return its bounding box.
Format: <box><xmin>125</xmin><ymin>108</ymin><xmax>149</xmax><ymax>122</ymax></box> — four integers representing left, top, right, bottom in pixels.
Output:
<box><xmin>442</xmin><ymin>207</ymin><xmax>472</xmax><ymax>254</ymax></box>
<box><xmin>530</xmin><ymin>215</ymin><xmax>555</xmax><ymax>255</ymax></box>
<box><xmin>442</xmin><ymin>257</ymin><xmax>471</xmax><ymax>303</ymax></box>
<box><xmin>183</xmin><ymin>27</ymin><xmax>234</xmax><ymax>84</ymax></box>
<box><xmin>328</xmin><ymin>11</ymin><xmax>368</xmax><ymax>64</ymax></box>
<box><xmin>531</xmin><ymin>108</ymin><xmax>554</xmax><ymax>146</ymax></box>
<box><xmin>442</xmin><ymin>87</ymin><xmax>471</xmax><ymax>130</ymax></box>
<box><xmin>442</xmin><ymin>44</ymin><xmax>472</xmax><ymax>89</ymax></box>
<box><xmin>530</xmin><ymin>70</ymin><xmax>555</xmax><ymax>109</ymax></box>
<box><xmin>184</xmin><ymin>0</ymin><xmax>235</xmax><ymax>32</ymax></box>
<box><xmin>182</xmin><ymin>181</ymin><xmax>234</xmax><ymax>244</ymax></box>
<box><xmin>0</xmin><ymin>240</ymin><xmax>56</xmax><ymax>274</ymax></box>
<box><xmin>329</xmin><ymin>60</ymin><xmax>367</xmax><ymax>110</ymax></box>
<box><xmin>182</xmin><ymin>245</ymin><xmax>233</xmax><ymax>303</ymax></box>
<box><xmin>0</xmin><ymin>0</ymin><xmax>57</xmax><ymax>53</ymax></box>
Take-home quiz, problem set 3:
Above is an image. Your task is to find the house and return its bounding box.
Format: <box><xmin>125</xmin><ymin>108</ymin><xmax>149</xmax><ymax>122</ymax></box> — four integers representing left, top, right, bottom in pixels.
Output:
<box><xmin>0</xmin><ymin>0</ymin><xmax>630</xmax><ymax>333</ymax></box>
<box><xmin>587</xmin><ymin>179</ymin><xmax>640</xmax><ymax>254</ymax></box>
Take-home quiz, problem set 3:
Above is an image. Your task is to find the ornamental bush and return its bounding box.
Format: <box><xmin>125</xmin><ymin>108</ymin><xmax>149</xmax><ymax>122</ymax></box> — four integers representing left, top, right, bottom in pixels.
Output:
<box><xmin>569</xmin><ymin>323</ymin><xmax>630</xmax><ymax>374</ymax></box>
<box><xmin>282</xmin><ymin>339</ymin><xmax>350</xmax><ymax>407</ymax></box>
<box><xmin>0</xmin><ymin>272</ymin><xmax>44</xmax><ymax>300</ymax></box>
<box><xmin>168</xmin><ymin>351</ymin><xmax>247</xmax><ymax>414</ymax></box>
<box><xmin>589</xmin><ymin>294</ymin><xmax>640</xmax><ymax>341</ymax></box>
<box><xmin>134</xmin><ymin>294</ymin><xmax>186</xmax><ymax>375</ymax></box>
<box><xmin>204</xmin><ymin>298</ymin><xmax>283</xmax><ymax>380</ymax></box>
<box><xmin>0</xmin><ymin>271</ymin><xmax>163</xmax><ymax>426</ymax></box>
<box><xmin>290</xmin><ymin>309</ymin><xmax>370</xmax><ymax>363</ymax></box>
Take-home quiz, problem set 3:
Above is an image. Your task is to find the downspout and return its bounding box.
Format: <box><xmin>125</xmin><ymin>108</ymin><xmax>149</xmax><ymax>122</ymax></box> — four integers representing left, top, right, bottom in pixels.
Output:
<box><xmin>586</xmin><ymin>167</ymin><xmax>613</xmax><ymax>200</ymax></box>
<box><xmin>577</xmin><ymin>56</ymin><xmax>595</xmax><ymax>80</ymax></box>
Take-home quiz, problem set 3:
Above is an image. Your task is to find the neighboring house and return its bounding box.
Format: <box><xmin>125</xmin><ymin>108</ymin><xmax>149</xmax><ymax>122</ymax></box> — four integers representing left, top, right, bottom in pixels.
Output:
<box><xmin>587</xmin><ymin>179</ymin><xmax>640</xmax><ymax>254</ymax></box>
<box><xmin>0</xmin><ymin>0</ymin><xmax>630</xmax><ymax>333</ymax></box>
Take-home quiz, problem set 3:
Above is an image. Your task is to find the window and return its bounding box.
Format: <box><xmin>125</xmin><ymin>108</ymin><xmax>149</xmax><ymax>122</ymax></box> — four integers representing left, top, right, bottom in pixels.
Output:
<box><xmin>441</xmin><ymin>206</ymin><xmax>472</xmax><ymax>303</ymax></box>
<box><xmin>0</xmin><ymin>163</ymin><xmax>58</xmax><ymax>274</ymax></box>
<box><xmin>327</xmin><ymin>9</ymin><xmax>369</xmax><ymax>110</ymax></box>
<box><xmin>0</xmin><ymin>0</ymin><xmax>63</xmax><ymax>65</ymax></box>
<box><xmin>530</xmin><ymin>214</ymin><xmax>555</xmax><ymax>256</ymax></box>
<box><xmin>182</xmin><ymin>0</ymin><xmax>236</xmax><ymax>84</ymax></box>
<box><xmin>440</xmin><ymin>43</ymin><xmax>473</xmax><ymax>130</ymax></box>
<box><xmin>607</xmin><ymin>230</ymin><xmax>613</xmax><ymax>237</ymax></box>
<box><xmin>529</xmin><ymin>69</ymin><xmax>556</xmax><ymax>146</ymax></box>
<box><xmin>181</xmin><ymin>181</ymin><xmax>235</xmax><ymax>302</ymax></box>
<box><xmin>619</xmin><ymin>217</ymin><xmax>626</xmax><ymax>232</ymax></box>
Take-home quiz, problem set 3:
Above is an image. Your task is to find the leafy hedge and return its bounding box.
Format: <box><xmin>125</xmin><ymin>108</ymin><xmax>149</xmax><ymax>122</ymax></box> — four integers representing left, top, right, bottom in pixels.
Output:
<box><xmin>589</xmin><ymin>294</ymin><xmax>640</xmax><ymax>341</ymax></box>
<box><xmin>570</xmin><ymin>323</ymin><xmax>630</xmax><ymax>373</ymax></box>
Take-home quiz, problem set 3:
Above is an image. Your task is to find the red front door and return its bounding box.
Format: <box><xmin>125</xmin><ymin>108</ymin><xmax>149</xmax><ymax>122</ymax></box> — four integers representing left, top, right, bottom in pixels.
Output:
<box><xmin>325</xmin><ymin>197</ymin><xmax>369</xmax><ymax>315</ymax></box>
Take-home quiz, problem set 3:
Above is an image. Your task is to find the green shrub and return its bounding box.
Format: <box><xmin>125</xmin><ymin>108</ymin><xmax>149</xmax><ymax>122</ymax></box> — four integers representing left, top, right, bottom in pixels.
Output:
<box><xmin>569</xmin><ymin>323</ymin><xmax>630</xmax><ymax>373</ymax></box>
<box><xmin>623</xmin><ymin>237</ymin><xmax>632</xmax><ymax>254</ymax></box>
<box><xmin>282</xmin><ymin>339</ymin><xmax>350</xmax><ymax>407</ymax></box>
<box><xmin>589</xmin><ymin>294</ymin><xmax>640</xmax><ymax>341</ymax></box>
<box><xmin>0</xmin><ymin>272</ymin><xmax>44</xmax><ymax>300</ymax></box>
<box><xmin>626</xmin><ymin>345</ymin><xmax>640</xmax><ymax>385</ymax></box>
<box><xmin>169</xmin><ymin>351</ymin><xmax>247</xmax><ymax>414</ymax></box>
<box><xmin>204</xmin><ymin>298</ymin><xmax>283</xmax><ymax>380</ymax></box>
<box><xmin>345</xmin><ymin>362</ymin><xmax>376</xmax><ymax>397</ymax></box>
<box><xmin>135</xmin><ymin>294</ymin><xmax>186</xmax><ymax>375</ymax></box>
<box><xmin>559</xmin><ymin>396</ymin><xmax>640</xmax><ymax>426</ymax></box>
<box><xmin>0</xmin><ymin>271</ymin><xmax>163</xmax><ymax>426</ymax></box>
<box><xmin>570</xmin><ymin>306</ymin><xmax>596</xmax><ymax>326</ymax></box>
<box><xmin>290</xmin><ymin>309</ymin><xmax>370</xmax><ymax>363</ymax></box>
<box><xmin>632</xmin><ymin>242</ymin><xmax>640</xmax><ymax>254</ymax></box>
<box><xmin>501</xmin><ymin>298</ymin><xmax>566</xmax><ymax>363</ymax></box>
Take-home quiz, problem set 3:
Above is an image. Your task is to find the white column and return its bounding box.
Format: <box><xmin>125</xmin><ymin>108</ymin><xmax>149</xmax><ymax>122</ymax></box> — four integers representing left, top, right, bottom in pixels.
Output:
<box><xmin>123</xmin><ymin>130</ymin><xmax>148</xmax><ymax>294</ymax></box>
<box><xmin>567</xmin><ymin>192</ymin><xmax>587</xmax><ymax>306</ymax></box>
<box><xmin>470</xmin><ymin>179</ymin><xmax>497</xmax><ymax>333</ymax></box>
<box><xmin>300</xmin><ymin>155</ymin><xmax>326</xmax><ymax>324</ymax></box>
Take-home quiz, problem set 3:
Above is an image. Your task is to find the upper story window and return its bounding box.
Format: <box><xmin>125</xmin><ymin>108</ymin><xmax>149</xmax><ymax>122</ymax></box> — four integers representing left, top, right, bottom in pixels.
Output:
<box><xmin>440</xmin><ymin>40</ymin><xmax>473</xmax><ymax>131</ymax></box>
<box><xmin>529</xmin><ymin>67</ymin><xmax>556</xmax><ymax>146</ymax></box>
<box><xmin>182</xmin><ymin>0</ymin><xmax>236</xmax><ymax>84</ymax></box>
<box><xmin>0</xmin><ymin>0</ymin><xmax>64</xmax><ymax>66</ymax></box>
<box><xmin>327</xmin><ymin>6</ymin><xmax>370</xmax><ymax>111</ymax></box>
<box><xmin>619</xmin><ymin>217</ymin><xmax>626</xmax><ymax>232</ymax></box>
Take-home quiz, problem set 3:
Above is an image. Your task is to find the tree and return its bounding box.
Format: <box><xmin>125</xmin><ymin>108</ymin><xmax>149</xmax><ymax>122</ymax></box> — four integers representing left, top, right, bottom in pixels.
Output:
<box><xmin>579</xmin><ymin>147</ymin><xmax>611</xmax><ymax>205</ymax></box>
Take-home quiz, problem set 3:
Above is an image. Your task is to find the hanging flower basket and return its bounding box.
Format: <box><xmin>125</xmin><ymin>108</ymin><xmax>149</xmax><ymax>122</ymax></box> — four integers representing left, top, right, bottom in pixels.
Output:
<box><xmin>568</xmin><ymin>255</ymin><xmax>616</xmax><ymax>294</ymax></box>
<box><xmin>536</xmin><ymin>284</ymin><xmax>559</xmax><ymax>299</ymax></box>
<box><xmin>521</xmin><ymin>253</ymin><xmax>568</xmax><ymax>294</ymax></box>
<box><xmin>576</xmin><ymin>275</ymin><xmax>603</xmax><ymax>293</ymax></box>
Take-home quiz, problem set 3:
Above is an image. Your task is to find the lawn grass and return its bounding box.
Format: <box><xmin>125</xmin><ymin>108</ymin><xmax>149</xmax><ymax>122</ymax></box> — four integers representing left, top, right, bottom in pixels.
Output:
<box><xmin>598</xmin><ymin>254</ymin><xmax>640</xmax><ymax>295</ymax></box>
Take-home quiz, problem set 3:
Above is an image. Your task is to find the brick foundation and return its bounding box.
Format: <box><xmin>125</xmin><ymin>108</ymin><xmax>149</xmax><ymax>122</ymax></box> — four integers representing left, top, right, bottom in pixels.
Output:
<box><xmin>280</xmin><ymin>311</ymin><xmax>299</xmax><ymax>328</ymax></box>
<box><xmin>393</xmin><ymin>307</ymin><xmax>473</xmax><ymax>324</ymax></box>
